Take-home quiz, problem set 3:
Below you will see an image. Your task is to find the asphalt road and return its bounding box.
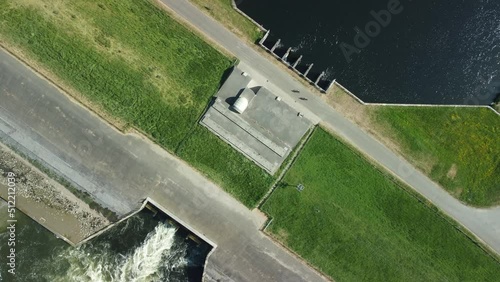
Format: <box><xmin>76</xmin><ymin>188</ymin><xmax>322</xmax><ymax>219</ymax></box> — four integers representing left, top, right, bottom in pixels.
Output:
<box><xmin>1</xmin><ymin>1</ymin><xmax>499</xmax><ymax>280</ymax></box>
<box><xmin>159</xmin><ymin>0</ymin><xmax>500</xmax><ymax>256</ymax></box>
<box><xmin>0</xmin><ymin>49</ymin><xmax>328</xmax><ymax>281</ymax></box>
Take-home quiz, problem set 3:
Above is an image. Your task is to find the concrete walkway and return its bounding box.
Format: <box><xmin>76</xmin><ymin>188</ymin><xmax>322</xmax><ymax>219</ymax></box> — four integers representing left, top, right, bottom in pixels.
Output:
<box><xmin>0</xmin><ymin>49</ymin><xmax>328</xmax><ymax>281</ymax></box>
<box><xmin>158</xmin><ymin>0</ymin><xmax>500</xmax><ymax>256</ymax></box>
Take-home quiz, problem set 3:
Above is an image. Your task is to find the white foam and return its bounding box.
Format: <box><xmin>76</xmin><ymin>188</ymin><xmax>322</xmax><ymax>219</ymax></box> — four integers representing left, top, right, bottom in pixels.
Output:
<box><xmin>49</xmin><ymin>223</ymin><xmax>186</xmax><ymax>282</ymax></box>
<box><xmin>116</xmin><ymin>224</ymin><xmax>179</xmax><ymax>281</ymax></box>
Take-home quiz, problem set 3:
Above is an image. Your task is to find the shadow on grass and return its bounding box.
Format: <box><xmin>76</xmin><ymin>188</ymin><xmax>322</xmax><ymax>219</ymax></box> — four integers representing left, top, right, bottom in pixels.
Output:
<box><xmin>276</xmin><ymin>181</ymin><xmax>296</xmax><ymax>189</ymax></box>
<box><xmin>218</xmin><ymin>65</ymin><xmax>235</xmax><ymax>89</ymax></box>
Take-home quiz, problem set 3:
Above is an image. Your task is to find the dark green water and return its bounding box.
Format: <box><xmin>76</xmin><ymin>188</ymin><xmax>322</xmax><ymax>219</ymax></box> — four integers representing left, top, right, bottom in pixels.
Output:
<box><xmin>0</xmin><ymin>200</ymin><xmax>210</xmax><ymax>282</ymax></box>
<box><xmin>239</xmin><ymin>0</ymin><xmax>500</xmax><ymax>105</ymax></box>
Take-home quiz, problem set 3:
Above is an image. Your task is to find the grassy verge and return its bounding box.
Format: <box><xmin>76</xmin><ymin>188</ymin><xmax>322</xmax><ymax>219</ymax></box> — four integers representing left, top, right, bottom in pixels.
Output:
<box><xmin>257</xmin><ymin>126</ymin><xmax>316</xmax><ymax>208</ymax></box>
<box><xmin>263</xmin><ymin>128</ymin><xmax>500</xmax><ymax>281</ymax></box>
<box><xmin>176</xmin><ymin>126</ymin><xmax>274</xmax><ymax>207</ymax></box>
<box><xmin>325</xmin><ymin>85</ymin><xmax>500</xmax><ymax>207</ymax></box>
<box><xmin>189</xmin><ymin>0</ymin><xmax>262</xmax><ymax>43</ymax></box>
<box><xmin>372</xmin><ymin>106</ymin><xmax>500</xmax><ymax>206</ymax></box>
<box><xmin>0</xmin><ymin>0</ymin><xmax>229</xmax><ymax>149</ymax></box>
<box><xmin>0</xmin><ymin>0</ymin><xmax>271</xmax><ymax>207</ymax></box>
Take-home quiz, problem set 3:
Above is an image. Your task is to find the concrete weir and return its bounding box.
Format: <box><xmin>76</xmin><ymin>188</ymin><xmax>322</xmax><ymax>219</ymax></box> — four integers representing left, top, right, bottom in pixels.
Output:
<box><xmin>315</xmin><ymin>71</ymin><xmax>325</xmax><ymax>84</ymax></box>
<box><xmin>270</xmin><ymin>38</ymin><xmax>281</xmax><ymax>52</ymax></box>
<box><xmin>77</xmin><ymin>201</ymin><xmax>150</xmax><ymax>246</ymax></box>
<box><xmin>144</xmin><ymin>197</ymin><xmax>216</xmax><ymax>247</ymax></box>
<box><xmin>78</xmin><ymin>197</ymin><xmax>216</xmax><ymax>248</ymax></box>
<box><xmin>258</xmin><ymin>31</ymin><xmax>333</xmax><ymax>93</ymax></box>
<box><xmin>282</xmin><ymin>47</ymin><xmax>292</xmax><ymax>61</ymax></box>
<box><xmin>293</xmin><ymin>55</ymin><xmax>303</xmax><ymax>68</ymax></box>
<box><xmin>303</xmin><ymin>63</ymin><xmax>314</xmax><ymax>77</ymax></box>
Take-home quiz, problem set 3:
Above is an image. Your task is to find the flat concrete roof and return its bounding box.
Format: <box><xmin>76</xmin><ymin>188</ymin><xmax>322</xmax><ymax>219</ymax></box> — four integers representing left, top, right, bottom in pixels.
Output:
<box><xmin>201</xmin><ymin>68</ymin><xmax>312</xmax><ymax>174</ymax></box>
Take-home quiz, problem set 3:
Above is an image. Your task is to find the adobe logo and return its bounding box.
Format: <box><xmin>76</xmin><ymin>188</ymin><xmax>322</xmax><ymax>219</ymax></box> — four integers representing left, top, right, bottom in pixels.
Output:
<box><xmin>339</xmin><ymin>0</ymin><xmax>404</xmax><ymax>63</ymax></box>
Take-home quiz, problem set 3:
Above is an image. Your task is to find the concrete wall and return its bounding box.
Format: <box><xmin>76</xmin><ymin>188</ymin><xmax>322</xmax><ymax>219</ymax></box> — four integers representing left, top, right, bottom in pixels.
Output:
<box><xmin>258</xmin><ymin>31</ymin><xmax>334</xmax><ymax>93</ymax></box>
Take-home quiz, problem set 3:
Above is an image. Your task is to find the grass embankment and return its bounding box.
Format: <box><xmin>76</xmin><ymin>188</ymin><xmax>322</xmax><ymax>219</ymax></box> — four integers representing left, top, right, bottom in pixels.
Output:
<box><xmin>373</xmin><ymin>107</ymin><xmax>500</xmax><ymax>206</ymax></box>
<box><xmin>0</xmin><ymin>0</ymin><xmax>272</xmax><ymax>207</ymax></box>
<box><xmin>177</xmin><ymin>127</ymin><xmax>274</xmax><ymax>206</ymax></box>
<box><xmin>263</xmin><ymin>128</ymin><xmax>500</xmax><ymax>281</ymax></box>
<box><xmin>190</xmin><ymin>0</ymin><xmax>262</xmax><ymax>42</ymax></box>
<box><xmin>327</xmin><ymin>85</ymin><xmax>500</xmax><ymax>207</ymax></box>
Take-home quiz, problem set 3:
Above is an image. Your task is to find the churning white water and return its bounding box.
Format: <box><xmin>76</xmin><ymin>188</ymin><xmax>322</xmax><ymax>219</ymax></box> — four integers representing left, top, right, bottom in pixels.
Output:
<box><xmin>48</xmin><ymin>223</ymin><xmax>187</xmax><ymax>282</ymax></box>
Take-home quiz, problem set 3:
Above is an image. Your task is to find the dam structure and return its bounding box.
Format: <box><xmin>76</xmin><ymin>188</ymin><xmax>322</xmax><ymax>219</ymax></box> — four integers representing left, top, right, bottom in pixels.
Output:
<box><xmin>0</xmin><ymin>48</ymin><xmax>327</xmax><ymax>281</ymax></box>
<box><xmin>259</xmin><ymin>30</ymin><xmax>335</xmax><ymax>93</ymax></box>
<box><xmin>0</xmin><ymin>201</ymin><xmax>210</xmax><ymax>281</ymax></box>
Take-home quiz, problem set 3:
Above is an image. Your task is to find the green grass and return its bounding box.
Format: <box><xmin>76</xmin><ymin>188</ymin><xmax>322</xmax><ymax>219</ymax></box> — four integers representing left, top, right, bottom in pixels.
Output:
<box><xmin>373</xmin><ymin>106</ymin><xmax>500</xmax><ymax>206</ymax></box>
<box><xmin>494</xmin><ymin>95</ymin><xmax>500</xmax><ymax>113</ymax></box>
<box><xmin>0</xmin><ymin>0</ymin><xmax>272</xmax><ymax>207</ymax></box>
<box><xmin>263</xmin><ymin>128</ymin><xmax>500</xmax><ymax>281</ymax></box>
<box><xmin>0</xmin><ymin>0</ymin><xmax>229</xmax><ymax>149</ymax></box>
<box><xmin>176</xmin><ymin>126</ymin><xmax>274</xmax><ymax>207</ymax></box>
<box><xmin>190</xmin><ymin>0</ymin><xmax>262</xmax><ymax>42</ymax></box>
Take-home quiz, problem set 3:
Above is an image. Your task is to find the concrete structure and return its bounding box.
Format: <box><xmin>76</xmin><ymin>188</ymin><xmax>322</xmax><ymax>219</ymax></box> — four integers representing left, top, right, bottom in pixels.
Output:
<box><xmin>292</xmin><ymin>55</ymin><xmax>303</xmax><ymax>68</ymax></box>
<box><xmin>0</xmin><ymin>49</ymin><xmax>327</xmax><ymax>281</ymax></box>
<box><xmin>282</xmin><ymin>47</ymin><xmax>292</xmax><ymax>61</ymax></box>
<box><xmin>259</xmin><ymin>33</ymin><xmax>332</xmax><ymax>92</ymax></box>
<box><xmin>231</xmin><ymin>88</ymin><xmax>254</xmax><ymax>113</ymax></box>
<box><xmin>200</xmin><ymin>68</ymin><xmax>312</xmax><ymax>174</ymax></box>
<box><xmin>230</xmin><ymin>0</ymin><xmax>267</xmax><ymax>33</ymax></box>
<box><xmin>270</xmin><ymin>39</ymin><xmax>281</xmax><ymax>53</ymax></box>
<box><xmin>159</xmin><ymin>0</ymin><xmax>500</xmax><ymax>259</ymax></box>
<box><xmin>315</xmin><ymin>71</ymin><xmax>325</xmax><ymax>85</ymax></box>
<box><xmin>303</xmin><ymin>63</ymin><xmax>314</xmax><ymax>78</ymax></box>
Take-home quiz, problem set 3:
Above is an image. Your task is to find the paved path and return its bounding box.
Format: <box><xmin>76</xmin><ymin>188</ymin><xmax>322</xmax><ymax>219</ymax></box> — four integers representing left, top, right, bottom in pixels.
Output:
<box><xmin>0</xmin><ymin>49</ymin><xmax>328</xmax><ymax>281</ymax></box>
<box><xmin>159</xmin><ymin>0</ymin><xmax>500</xmax><ymax>256</ymax></box>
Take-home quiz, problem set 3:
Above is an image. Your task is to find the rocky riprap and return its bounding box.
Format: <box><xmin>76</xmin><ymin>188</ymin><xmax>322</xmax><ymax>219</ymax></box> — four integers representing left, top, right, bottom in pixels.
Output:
<box><xmin>0</xmin><ymin>146</ymin><xmax>109</xmax><ymax>238</ymax></box>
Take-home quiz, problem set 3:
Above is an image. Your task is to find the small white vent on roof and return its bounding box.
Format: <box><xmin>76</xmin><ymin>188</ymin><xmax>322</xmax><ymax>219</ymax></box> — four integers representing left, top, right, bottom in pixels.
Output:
<box><xmin>232</xmin><ymin>97</ymin><xmax>249</xmax><ymax>113</ymax></box>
